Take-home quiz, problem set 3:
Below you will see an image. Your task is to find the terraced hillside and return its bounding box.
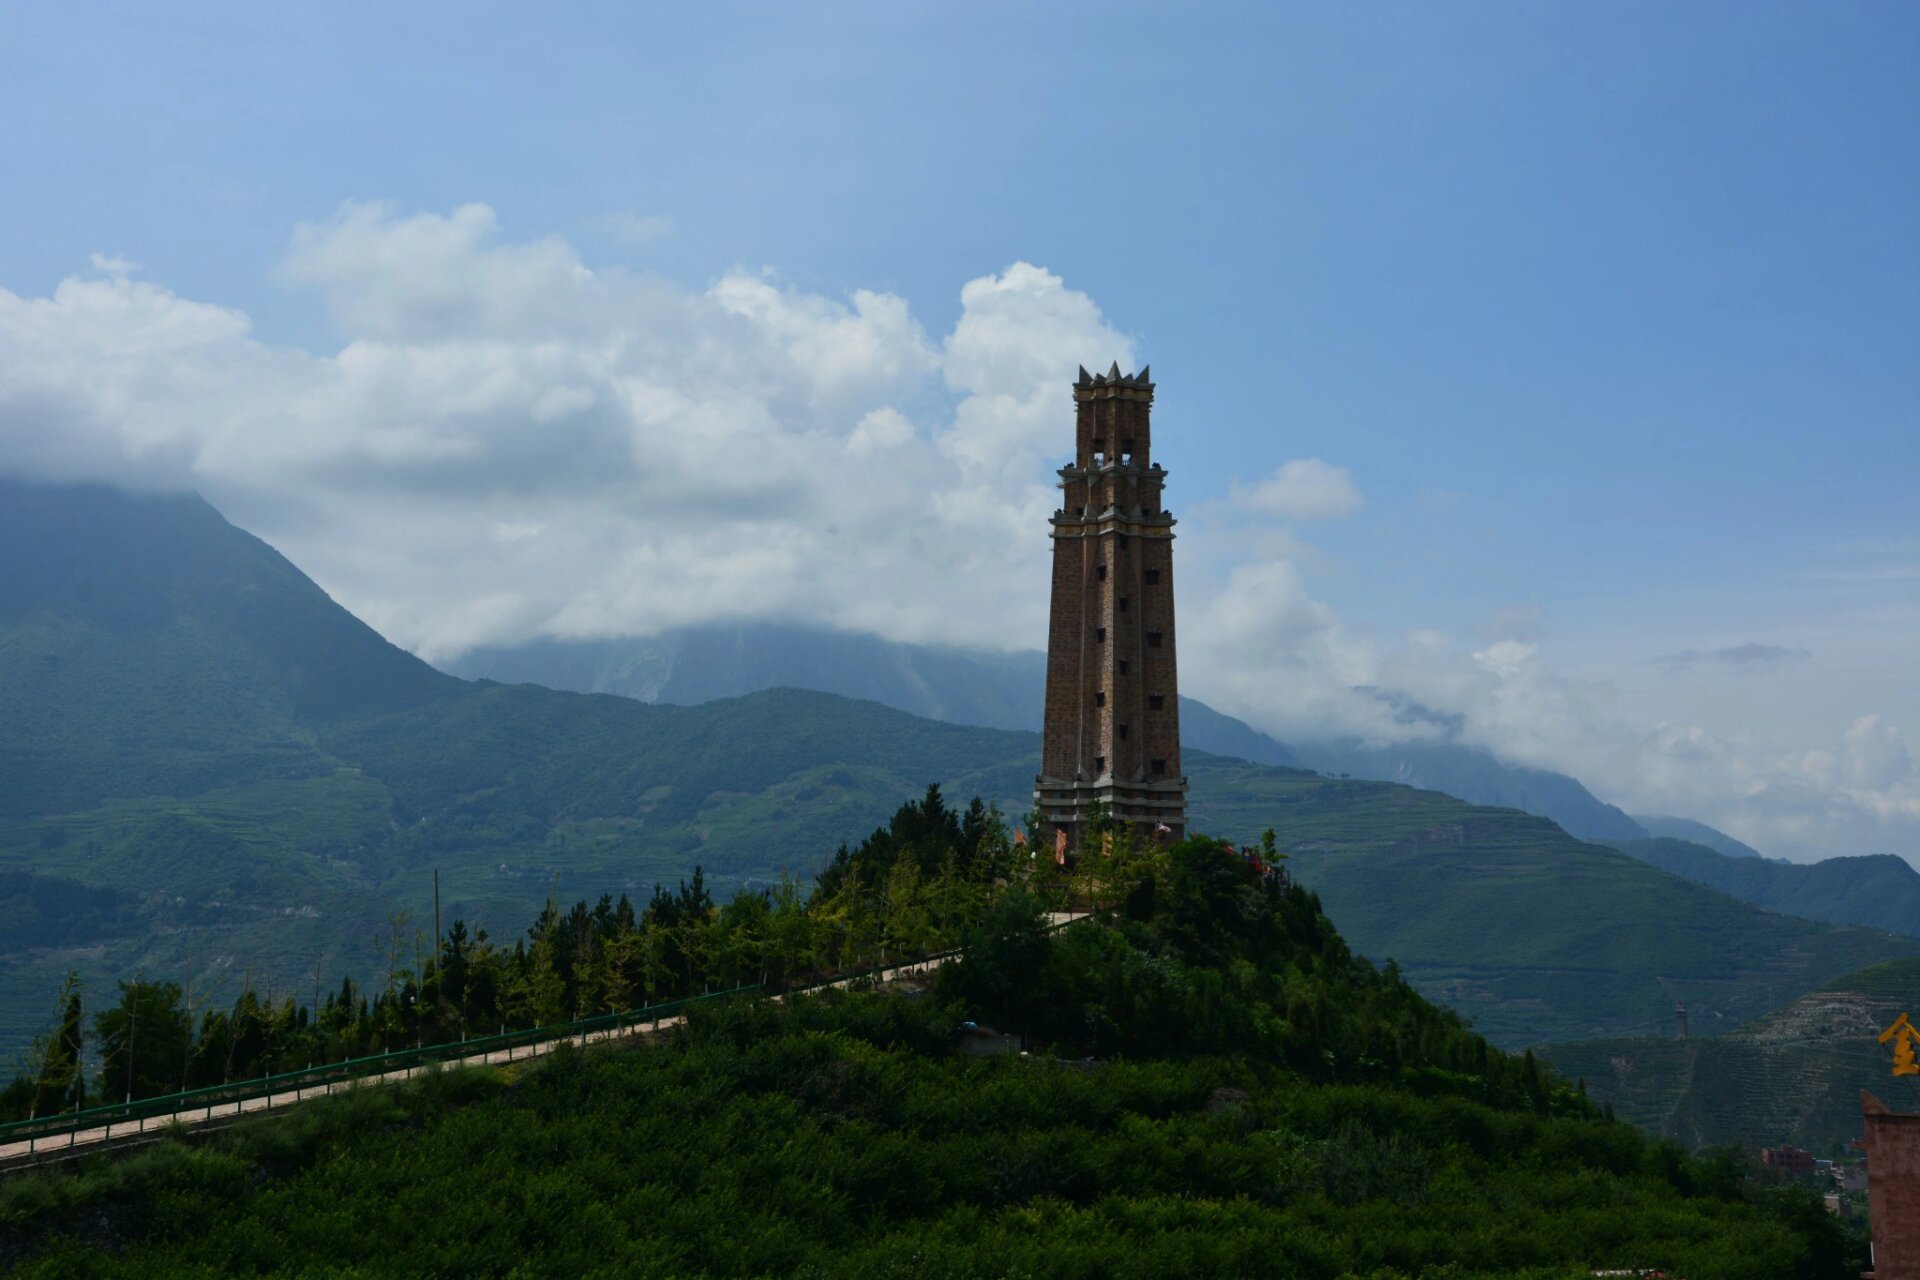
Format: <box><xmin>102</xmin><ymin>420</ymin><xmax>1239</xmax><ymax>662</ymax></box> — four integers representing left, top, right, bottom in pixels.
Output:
<box><xmin>1543</xmin><ymin>957</ymin><xmax>1920</xmax><ymax>1152</ymax></box>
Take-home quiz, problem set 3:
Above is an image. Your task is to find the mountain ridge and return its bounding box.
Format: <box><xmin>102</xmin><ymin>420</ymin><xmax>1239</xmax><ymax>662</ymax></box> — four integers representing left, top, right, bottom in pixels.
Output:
<box><xmin>1612</xmin><ymin>836</ymin><xmax>1920</xmax><ymax>938</ymax></box>
<box><xmin>445</xmin><ymin>628</ymin><xmax>1665</xmax><ymax>845</ymax></box>
<box><xmin>2</xmin><ymin>477</ymin><xmax>1913</xmax><ymax>1065</ymax></box>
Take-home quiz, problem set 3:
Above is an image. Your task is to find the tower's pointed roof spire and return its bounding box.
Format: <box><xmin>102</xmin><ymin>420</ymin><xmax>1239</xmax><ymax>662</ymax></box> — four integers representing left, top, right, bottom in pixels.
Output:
<box><xmin>1107</xmin><ymin>360</ymin><xmax>1122</xmax><ymax>382</ymax></box>
<box><xmin>1077</xmin><ymin>365</ymin><xmax>1092</xmax><ymax>386</ymax></box>
<box><xmin>1135</xmin><ymin>364</ymin><xmax>1149</xmax><ymax>384</ymax></box>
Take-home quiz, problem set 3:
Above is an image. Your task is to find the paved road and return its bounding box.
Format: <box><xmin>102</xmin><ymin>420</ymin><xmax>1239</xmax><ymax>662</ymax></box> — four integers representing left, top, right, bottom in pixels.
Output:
<box><xmin>0</xmin><ymin>912</ymin><xmax>1086</xmax><ymax>1169</ymax></box>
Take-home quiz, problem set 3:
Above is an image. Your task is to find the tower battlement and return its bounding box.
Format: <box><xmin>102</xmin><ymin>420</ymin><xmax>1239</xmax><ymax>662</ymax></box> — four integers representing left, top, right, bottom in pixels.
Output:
<box><xmin>1036</xmin><ymin>365</ymin><xmax>1187</xmax><ymax>849</ymax></box>
<box><xmin>1075</xmin><ymin>362</ymin><xmax>1154</xmax><ymax>393</ymax></box>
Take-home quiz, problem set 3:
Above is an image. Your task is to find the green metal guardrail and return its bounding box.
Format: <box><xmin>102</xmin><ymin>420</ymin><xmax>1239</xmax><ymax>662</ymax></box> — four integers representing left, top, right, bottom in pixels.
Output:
<box><xmin>0</xmin><ymin>984</ymin><xmax>758</xmax><ymax>1153</ymax></box>
<box><xmin>0</xmin><ymin>910</ymin><xmax>1080</xmax><ymax>1158</ymax></box>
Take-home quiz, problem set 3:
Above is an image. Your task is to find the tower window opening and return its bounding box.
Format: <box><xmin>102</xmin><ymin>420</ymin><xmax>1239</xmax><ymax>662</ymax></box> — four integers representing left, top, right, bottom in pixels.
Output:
<box><xmin>1091</xmin><ymin>437</ymin><xmax>1105</xmax><ymax>462</ymax></box>
<box><xmin>1147</xmin><ymin>631</ymin><xmax>1163</xmax><ymax>648</ymax></box>
<box><xmin>1094</xmin><ymin>756</ymin><xmax>1106</xmax><ymax>774</ymax></box>
<box><xmin>1118</xmin><ymin>659</ymin><xmax>1129</xmax><ymax>674</ymax></box>
<box><xmin>1118</xmin><ymin>723</ymin><xmax>1129</xmax><ymax>740</ymax></box>
<box><xmin>1096</xmin><ymin>564</ymin><xmax>1107</xmax><ymax>581</ymax></box>
<box><xmin>1095</xmin><ymin>627</ymin><xmax>1106</xmax><ymax>643</ymax></box>
<box><xmin>1151</xmin><ymin>758</ymin><xmax>1167</xmax><ymax>776</ymax></box>
<box><xmin>1144</xmin><ymin>568</ymin><xmax>1160</xmax><ymax>585</ymax></box>
<box><xmin>1095</xmin><ymin>691</ymin><xmax>1106</xmax><ymax>707</ymax></box>
<box><xmin>1149</xmin><ymin>694</ymin><xmax>1164</xmax><ymax>710</ymax></box>
<box><xmin>1117</xmin><ymin>534</ymin><xmax>1130</xmax><ymax>551</ymax></box>
<box><xmin>1118</xmin><ymin>596</ymin><xmax>1130</xmax><ymax>613</ymax></box>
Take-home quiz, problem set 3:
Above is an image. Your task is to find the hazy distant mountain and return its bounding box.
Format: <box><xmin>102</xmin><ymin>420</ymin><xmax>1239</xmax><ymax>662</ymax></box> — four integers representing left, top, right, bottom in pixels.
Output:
<box><xmin>449</xmin><ymin>629</ymin><xmax>1301</xmax><ymax>768</ymax></box>
<box><xmin>1612</xmin><ymin>836</ymin><xmax>1920</xmax><ymax>937</ymax></box>
<box><xmin>1632</xmin><ymin>815</ymin><xmax>1763</xmax><ymax>860</ymax></box>
<box><xmin>1285</xmin><ymin>738</ymin><xmax>1648</xmax><ymax>843</ymax></box>
<box><xmin>3</xmin><ymin>477</ymin><xmax>1910</xmax><ymax>1062</ymax></box>
<box><xmin>449</xmin><ymin>630</ymin><xmax>1660</xmax><ymax>842</ymax></box>
<box><xmin>447</xmin><ymin>628</ymin><xmax>1048</xmax><ymax>733</ymax></box>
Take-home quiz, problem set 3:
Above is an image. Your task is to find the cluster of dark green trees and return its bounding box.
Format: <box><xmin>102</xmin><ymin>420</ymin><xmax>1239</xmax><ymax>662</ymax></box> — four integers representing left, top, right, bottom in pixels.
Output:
<box><xmin>1</xmin><ymin>792</ymin><xmax>1862</xmax><ymax>1277</ymax></box>
<box><xmin>4</xmin><ymin>787</ymin><xmax>1102</xmax><ymax>1120</ymax></box>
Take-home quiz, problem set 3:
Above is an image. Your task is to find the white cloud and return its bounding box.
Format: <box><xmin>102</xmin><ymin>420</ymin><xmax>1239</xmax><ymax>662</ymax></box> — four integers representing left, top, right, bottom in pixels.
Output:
<box><xmin>1230</xmin><ymin>457</ymin><xmax>1363</xmax><ymax>520</ymax></box>
<box><xmin>1</xmin><ymin>203</ymin><xmax>1912</xmax><ymax>866</ymax></box>
<box><xmin>1179</xmin><ymin>567</ymin><xmax>1920</xmax><ymax>862</ymax></box>
<box><xmin>847</xmin><ymin>407</ymin><xmax>914</xmax><ymax>456</ymax></box>
<box><xmin>0</xmin><ymin>203</ymin><xmax>1129</xmax><ymax>666</ymax></box>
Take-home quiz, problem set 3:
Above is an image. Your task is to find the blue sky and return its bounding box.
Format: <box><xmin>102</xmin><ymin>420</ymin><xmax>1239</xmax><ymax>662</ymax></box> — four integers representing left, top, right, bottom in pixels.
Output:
<box><xmin>2</xmin><ymin>2</ymin><xmax>1915</xmax><ymax>857</ymax></box>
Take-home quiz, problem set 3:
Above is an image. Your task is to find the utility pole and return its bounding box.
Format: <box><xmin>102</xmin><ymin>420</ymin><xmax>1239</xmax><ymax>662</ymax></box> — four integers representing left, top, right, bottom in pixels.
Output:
<box><xmin>123</xmin><ymin>976</ymin><xmax>139</xmax><ymax>1105</ymax></box>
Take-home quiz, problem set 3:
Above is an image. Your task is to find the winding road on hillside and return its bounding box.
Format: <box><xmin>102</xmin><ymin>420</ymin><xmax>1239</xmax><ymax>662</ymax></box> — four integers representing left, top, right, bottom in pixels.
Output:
<box><xmin>0</xmin><ymin>912</ymin><xmax>1088</xmax><ymax>1170</ymax></box>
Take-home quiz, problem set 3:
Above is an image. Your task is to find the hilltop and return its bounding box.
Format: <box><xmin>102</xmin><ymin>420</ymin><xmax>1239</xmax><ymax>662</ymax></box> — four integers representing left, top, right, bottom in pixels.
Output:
<box><xmin>1</xmin><ymin>477</ymin><xmax>1914</xmax><ymax>1064</ymax></box>
<box><xmin>0</xmin><ymin>829</ymin><xmax>1862</xmax><ymax>1278</ymax></box>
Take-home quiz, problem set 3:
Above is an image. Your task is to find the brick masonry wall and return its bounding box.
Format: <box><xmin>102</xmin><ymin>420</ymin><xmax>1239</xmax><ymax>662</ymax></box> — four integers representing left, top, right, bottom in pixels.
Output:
<box><xmin>1864</xmin><ymin>1091</ymin><xmax>1920</xmax><ymax>1279</ymax></box>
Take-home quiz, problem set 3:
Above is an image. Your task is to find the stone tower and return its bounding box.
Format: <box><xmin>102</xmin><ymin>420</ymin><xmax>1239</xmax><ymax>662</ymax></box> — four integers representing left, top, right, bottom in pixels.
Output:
<box><xmin>1034</xmin><ymin>363</ymin><xmax>1186</xmax><ymax>849</ymax></box>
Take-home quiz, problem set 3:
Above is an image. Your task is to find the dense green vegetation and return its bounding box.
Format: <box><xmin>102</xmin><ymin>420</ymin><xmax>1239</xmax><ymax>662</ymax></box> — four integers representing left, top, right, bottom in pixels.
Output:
<box><xmin>2</xmin><ymin>786</ymin><xmax>1023</xmax><ymax>1119</ymax></box>
<box><xmin>1611</xmin><ymin>836</ymin><xmax>1920</xmax><ymax>938</ymax></box>
<box><xmin>0</xmin><ymin>814</ymin><xmax>1862</xmax><ymax>1278</ymax></box>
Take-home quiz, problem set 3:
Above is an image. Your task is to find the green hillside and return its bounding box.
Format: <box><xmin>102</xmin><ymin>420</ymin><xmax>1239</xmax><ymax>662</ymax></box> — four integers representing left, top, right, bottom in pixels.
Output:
<box><xmin>1</xmin><ymin>835</ymin><xmax>1862</xmax><ymax>1279</ymax></box>
<box><xmin>1191</xmin><ymin>762</ymin><xmax>1917</xmax><ymax>1047</ymax></box>
<box><xmin>3</xmin><ymin>478</ymin><xmax>1915</xmax><ymax>1068</ymax></box>
<box><xmin>1542</xmin><ymin>956</ymin><xmax>1920</xmax><ymax>1153</ymax></box>
<box><xmin>1612</xmin><ymin>836</ymin><xmax>1920</xmax><ymax>938</ymax></box>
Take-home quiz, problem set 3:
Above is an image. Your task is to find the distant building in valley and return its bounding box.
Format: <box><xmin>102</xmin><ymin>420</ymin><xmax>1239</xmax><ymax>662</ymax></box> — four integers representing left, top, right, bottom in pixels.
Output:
<box><xmin>1760</xmin><ymin>1145</ymin><xmax>1816</xmax><ymax>1176</ymax></box>
<box><xmin>1034</xmin><ymin>365</ymin><xmax>1187</xmax><ymax>849</ymax></box>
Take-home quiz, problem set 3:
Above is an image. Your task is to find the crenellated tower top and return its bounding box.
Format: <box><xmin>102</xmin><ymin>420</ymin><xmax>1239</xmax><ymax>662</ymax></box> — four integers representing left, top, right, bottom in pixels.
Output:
<box><xmin>1073</xmin><ymin>363</ymin><xmax>1155</xmax><ymax>472</ymax></box>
